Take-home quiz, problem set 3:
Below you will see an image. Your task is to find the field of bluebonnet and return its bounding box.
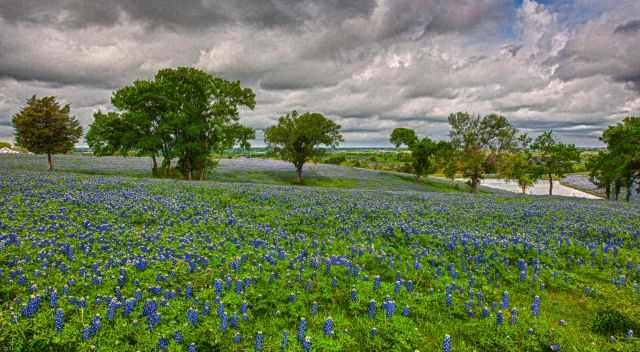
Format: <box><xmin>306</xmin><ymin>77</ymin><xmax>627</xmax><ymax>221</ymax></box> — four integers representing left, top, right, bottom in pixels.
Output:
<box><xmin>1</xmin><ymin>159</ymin><xmax>639</xmax><ymax>351</ymax></box>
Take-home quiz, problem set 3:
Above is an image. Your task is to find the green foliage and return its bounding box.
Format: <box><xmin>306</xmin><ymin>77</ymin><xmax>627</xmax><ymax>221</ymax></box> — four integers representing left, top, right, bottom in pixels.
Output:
<box><xmin>0</xmin><ymin>141</ymin><xmax>11</xmax><ymax>149</ymax></box>
<box><xmin>264</xmin><ymin>111</ymin><xmax>343</xmax><ymax>183</ymax></box>
<box><xmin>389</xmin><ymin>128</ymin><xmax>451</xmax><ymax>182</ymax></box>
<box><xmin>591</xmin><ymin>308</ymin><xmax>638</xmax><ymax>336</ymax></box>
<box><xmin>531</xmin><ymin>131</ymin><xmax>580</xmax><ymax>195</ymax></box>
<box><xmin>447</xmin><ymin>112</ymin><xmax>517</xmax><ymax>192</ymax></box>
<box><xmin>11</xmin><ymin>95</ymin><xmax>82</xmax><ymax>170</ymax></box>
<box><xmin>87</xmin><ymin>67</ymin><xmax>256</xmax><ymax>180</ymax></box>
<box><xmin>498</xmin><ymin>134</ymin><xmax>538</xmax><ymax>194</ymax></box>
<box><xmin>588</xmin><ymin>117</ymin><xmax>640</xmax><ymax>201</ymax></box>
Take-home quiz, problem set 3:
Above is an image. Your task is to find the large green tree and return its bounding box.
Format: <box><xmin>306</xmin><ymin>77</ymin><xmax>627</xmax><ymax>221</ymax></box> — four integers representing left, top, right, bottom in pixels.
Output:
<box><xmin>264</xmin><ymin>111</ymin><xmax>343</xmax><ymax>183</ymax></box>
<box><xmin>389</xmin><ymin>128</ymin><xmax>445</xmax><ymax>182</ymax></box>
<box><xmin>87</xmin><ymin>67</ymin><xmax>256</xmax><ymax>180</ymax></box>
<box><xmin>598</xmin><ymin>117</ymin><xmax>640</xmax><ymax>201</ymax></box>
<box><xmin>12</xmin><ymin>95</ymin><xmax>82</xmax><ymax>171</ymax></box>
<box><xmin>448</xmin><ymin>112</ymin><xmax>517</xmax><ymax>192</ymax></box>
<box><xmin>531</xmin><ymin>131</ymin><xmax>580</xmax><ymax>196</ymax></box>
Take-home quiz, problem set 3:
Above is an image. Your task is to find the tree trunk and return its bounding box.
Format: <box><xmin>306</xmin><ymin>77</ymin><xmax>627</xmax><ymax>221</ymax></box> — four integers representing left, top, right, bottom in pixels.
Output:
<box><xmin>470</xmin><ymin>176</ymin><xmax>479</xmax><ymax>193</ymax></box>
<box><xmin>151</xmin><ymin>155</ymin><xmax>158</xmax><ymax>177</ymax></box>
<box><xmin>625</xmin><ymin>178</ymin><xmax>632</xmax><ymax>202</ymax></box>
<box><xmin>296</xmin><ymin>166</ymin><xmax>303</xmax><ymax>183</ymax></box>
<box><xmin>605</xmin><ymin>184</ymin><xmax>611</xmax><ymax>200</ymax></box>
<box><xmin>47</xmin><ymin>152</ymin><xmax>53</xmax><ymax>171</ymax></box>
<box><xmin>548</xmin><ymin>174</ymin><xmax>553</xmax><ymax>196</ymax></box>
<box><xmin>521</xmin><ymin>185</ymin><xmax>527</xmax><ymax>194</ymax></box>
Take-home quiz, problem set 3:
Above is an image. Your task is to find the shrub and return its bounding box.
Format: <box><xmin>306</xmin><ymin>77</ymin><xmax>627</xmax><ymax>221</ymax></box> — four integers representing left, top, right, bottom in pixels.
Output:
<box><xmin>592</xmin><ymin>308</ymin><xmax>638</xmax><ymax>336</ymax></box>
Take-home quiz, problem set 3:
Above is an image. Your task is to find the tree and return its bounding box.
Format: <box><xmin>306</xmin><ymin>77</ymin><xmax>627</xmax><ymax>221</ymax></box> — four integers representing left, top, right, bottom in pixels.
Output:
<box><xmin>586</xmin><ymin>150</ymin><xmax>619</xmax><ymax>200</ymax></box>
<box><xmin>448</xmin><ymin>112</ymin><xmax>517</xmax><ymax>192</ymax></box>
<box><xmin>531</xmin><ymin>131</ymin><xmax>580</xmax><ymax>196</ymax></box>
<box><xmin>264</xmin><ymin>111</ymin><xmax>343</xmax><ymax>183</ymax></box>
<box><xmin>87</xmin><ymin>67</ymin><xmax>256</xmax><ymax>180</ymax></box>
<box><xmin>12</xmin><ymin>96</ymin><xmax>82</xmax><ymax>171</ymax></box>
<box><xmin>597</xmin><ymin>117</ymin><xmax>640</xmax><ymax>201</ymax></box>
<box><xmin>0</xmin><ymin>142</ymin><xmax>11</xmax><ymax>149</ymax></box>
<box><xmin>389</xmin><ymin>128</ymin><xmax>443</xmax><ymax>181</ymax></box>
<box><xmin>497</xmin><ymin>134</ymin><xmax>538</xmax><ymax>194</ymax></box>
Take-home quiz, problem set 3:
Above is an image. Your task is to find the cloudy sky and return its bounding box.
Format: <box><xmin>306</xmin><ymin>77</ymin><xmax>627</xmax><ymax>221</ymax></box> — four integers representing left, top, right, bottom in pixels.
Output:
<box><xmin>1</xmin><ymin>0</ymin><xmax>639</xmax><ymax>147</ymax></box>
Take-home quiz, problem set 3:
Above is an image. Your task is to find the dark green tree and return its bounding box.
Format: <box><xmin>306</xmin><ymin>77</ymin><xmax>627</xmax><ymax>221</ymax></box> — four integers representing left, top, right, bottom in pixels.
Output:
<box><xmin>598</xmin><ymin>117</ymin><xmax>640</xmax><ymax>201</ymax></box>
<box><xmin>12</xmin><ymin>95</ymin><xmax>82</xmax><ymax>171</ymax></box>
<box><xmin>531</xmin><ymin>131</ymin><xmax>580</xmax><ymax>196</ymax></box>
<box><xmin>87</xmin><ymin>67</ymin><xmax>256</xmax><ymax>180</ymax></box>
<box><xmin>448</xmin><ymin>112</ymin><xmax>517</xmax><ymax>192</ymax></box>
<box><xmin>264</xmin><ymin>111</ymin><xmax>343</xmax><ymax>183</ymax></box>
<box><xmin>389</xmin><ymin>128</ymin><xmax>443</xmax><ymax>182</ymax></box>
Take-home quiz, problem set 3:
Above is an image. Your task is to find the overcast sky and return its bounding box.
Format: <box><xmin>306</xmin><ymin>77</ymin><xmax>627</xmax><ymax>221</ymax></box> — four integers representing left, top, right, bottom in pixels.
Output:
<box><xmin>1</xmin><ymin>0</ymin><xmax>639</xmax><ymax>147</ymax></box>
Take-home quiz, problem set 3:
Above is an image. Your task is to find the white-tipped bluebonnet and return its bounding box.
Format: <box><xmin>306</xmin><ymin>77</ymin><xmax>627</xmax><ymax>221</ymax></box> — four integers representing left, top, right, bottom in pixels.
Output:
<box><xmin>255</xmin><ymin>331</ymin><xmax>264</xmax><ymax>351</ymax></box>
<box><xmin>281</xmin><ymin>330</ymin><xmax>289</xmax><ymax>350</ymax></box>
<box><xmin>368</xmin><ymin>299</ymin><xmax>376</xmax><ymax>319</ymax></box>
<box><xmin>297</xmin><ymin>317</ymin><xmax>307</xmax><ymax>343</ymax></box>
<box><xmin>311</xmin><ymin>302</ymin><xmax>318</xmax><ymax>315</ymax></box>
<box><xmin>174</xmin><ymin>330</ymin><xmax>183</xmax><ymax>344</ymax></box>
<box><xmin>233</xmin><ymin>332</ymin><xmax>241</xmax><ymax>344</ymax></box>
<box><xmin>402</xmin><ymin>306</ymin><xmax>410</xmax><ymax>317</ymax></box>
<box><xmin>501</xmin><ymin>291</ymin><xmax>509</xmax><ymax>309</ymax></box>
<box><xmin>303</xmin><ymin>336</ymin><xmax>312</xmax><ymax>352</ymax></box>
<box><xmin>373</xmin><ymin>275</ymin><xmax>380</xmax><ymax>291</ymax></box>
<box><xmin>531</xmin><ymin>296</ymin><xmax>540</xmax><ymax>317</ymax></box>
<box><xmin>188</xmin><ymin>343</ymin><xmax>197</xmax><ymax>352</ymax></box>
<box><xmin>370</xmin><ymin>327</ymin><xmax>377</xmax><ymax>337</ymax></box>
<box><xmin>509</xmin><ymin>308</ymin><xmax>518</xmax><ymax>326</ymax></box>
<box><xmin>187</xmin><ymin>308</ymin><xmax>198</xmax><ymax>327</ymax></box>
<box><xmin>496</xmin><ymin>311</ymin><xmax>504</xmax><ymax>325</ymax></box>
<box><xmin>220</xmin><ymin>311</ymin><xmax>228</xmax><ymax>331</ymax></box>
<box><xmin>443</xmin><ymin>334</ymin><xmax>451</xmax><ymax>352</ymax></box>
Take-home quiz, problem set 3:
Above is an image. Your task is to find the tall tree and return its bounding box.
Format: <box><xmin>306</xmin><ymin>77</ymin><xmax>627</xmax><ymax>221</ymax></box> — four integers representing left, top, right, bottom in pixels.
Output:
<box><xmin>448</xmin><ymin>112</ymin><xmax>517</xmax><ymax>192</ymax></box>
<box><xmin>599</xmin><ymin>117</ymin><xmax>640</xmax><ymax>201</ymax></box>
<box><xmin>389</xmin><ymin>128</ymin><xmax>443</xmax><ymax>182</ymax></box>
<box><xmin>264</xmin><ymin>111</ymin><xmax>343</xmax><ymax>183</ymax></box>
<box><xmin>12</xmin><ymin>95</ymin><xmax>82</xmax><ymax>171</ymax></box>
<box><xmin>531</xmin><ymin>131</ymin><xmax>580</xmax><ymax>196</ymax></box>
<box><xmin>86</xmin><ymin>67</ymin><xmax>256</xmax><ymax>180</ymax></box>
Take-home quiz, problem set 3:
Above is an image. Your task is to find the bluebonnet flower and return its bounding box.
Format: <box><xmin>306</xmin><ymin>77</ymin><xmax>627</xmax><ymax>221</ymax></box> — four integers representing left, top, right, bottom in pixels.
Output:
<box><xmin>54</xmin><ymin>308</ymin><xmax>63</xmax><ymax>332</ymax></box>
<box><xmin>185</xmin><ymin>282</ymin><xmax>193</xmax><ymax>300</ymax></box>
<box><xmin>496</xmin><ymin>311</ymin><xmax>504</xmax><ymax>325</ymax></box>
<box><xmin>531</xmin><ymin>296</ymin><xmax>541</xmax><ymax>317</ymax></box>
<box><xmin>446</xmin><ymin>294</ymin><xmax>452</xmax><ymax>307</ymax></box>
<box><xmin>394</xmin><ymin>281</ymin><xmax>401</xmax><ymax>295</ymax></box>
<box><xmin>311</xmin><ymin>301</ymin><xmax>318</xmax><ymax>315</ymax></box>
<box><xmin>107</xmin><ymin>298</ymin><xmax>118</xmax><ymax>320</ymax></box>
<box><xmin>231</xmin><ymin>312</ymin><xmax>238</xmax><ymax>328</ymax></box>
<box><xmin>234</xmin><ymin>332</ymin><xmax>241</xmax><ymax>344</ymax></box>
<box><xmin>402</xmin><ymin>306</ymin><xmax>410</xmax><ymax>317</ymax></box>
<box><xmin>220</xmin><ymin>311</ymin><xmax>228</xmax><ymax>331</ymax></box>
<box><xmin>626</xmin><ymin>329</ymin><xmax>633</xmax><ymax>339</ymax></box>
<box><xmin>509</xmin><ymin>308</ymin><xmax>518</xmax><ymax>326</ymax></box>
<box><xmin>255</xmin><ymin>331</ymin><xmax>264</xmax><ymax>351</ymax></box>
<box><xmin>82</xmin><ymin>325</ymin><xmax>91</xmax><ymax>341</ymax></box>
<box><xmin>406</xmin><ymin>280</ymin><xmax>414</xmax><ymax>293</ymax></box>
<box><xmin>351</xmin><ymin>287</ymin><xmax>357</xmax><ymax>301</ymax></box>
<box><xmin>332</xmin><ymin>277</ymin><xmax>337</xmax><ymax>288</ymax></box>
<box><xmin>501</xmin><ymin>291</ymin><xmax>509</xmax><ymax>309</ymax></box>
<box><xmin>373</xmin><ymin>275</ymin><xmax>381</xmax><ymax>291</ymax></box>
<box><xmin>527</xmin><ymin>328</ymin><xmax>534</xmax><ymax>335</ymax></box>
<box><xmin>368</xmin><ymin>299</ymin><xmax>376</xmax><ymax>319</ymax></box>
<box><xmin>303</xmin><ymin>336</ymin><xmax>312</xmax><ymax>352</ymax></box>
<box><xmin>50</xmin><ymin>289</ymin><xmax>58</xmax><ymax>308</ymax></box>
<box><xmin>188</xmin><ymin>343</ymin><xmax>197</xmax><ymax>352</ymax></box>
<box><xmin>481</xmin><ymin>306</ymin><xmax>489</xmax><ymax>318</ymax></box>
<box><xmin>174</xmin><ymin>330</ymin><xmax>183</xmax><ymax>344</ymax></box>
<box><xmin>550</xmin><ymin>343</ymin><xmax>560</xmax><ymax>351</ymax></box>
<box><xmin>187</xmin><ymin>308</ymin><xmax>198</xmax><ymax>326</ymax></box>
<box><xmin>297</xmin><ymin>317</ymin><xmax>307</xmax><ymax>343</ymax></box>
<box><xmin>158</xmin><ymin>337</ymin><xmax>169</xmax><ymax>350</ymax></box>
<box><xmin>443</xmin><ymin>334</ymin><xmax>451</xmax><ymax>352</ymax></box>
<box><xmin>386</xmin><ymin>300</ymin><xmax>396</xmax><ymax>318</ymax></box>
<box><xmin>323</xmin><ymin>317</ymin><xmax>333</xmax><ymax>336</ymax></box>
<box><xmin>281</xmin><ymin>330</ymin><xmax>289</xmax><ymax>350</ymax></box>
<box><xmin>370</xmin><ymin>328</ymin><xmax>377</xmax><ymax>337</ymax></box>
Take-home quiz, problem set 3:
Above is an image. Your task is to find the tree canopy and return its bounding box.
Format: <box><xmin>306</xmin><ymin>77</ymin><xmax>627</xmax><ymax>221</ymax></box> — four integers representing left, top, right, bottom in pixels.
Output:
<box><xmin>264</xmin><ymin>111</ymin><xmax>343</xmax><ymax>183</ymax></box>
<box><xmin>12</xmin><ymin>95</ymin><xmax>82</xmax><ymax>171</ymax></box>
<box><xmin>87</xmin><ymin>67</ymin><xmax>256</xmax><ymax>180</ymax></box>
<box><xmin>447</xmin><ymin>112</ymin><xmax>517</xmax><ymax>192</ymax></box>
<box><xmin>389</xmin><ymin>128</ymin><xmax>447</xmax><ymax>181</ymax></box>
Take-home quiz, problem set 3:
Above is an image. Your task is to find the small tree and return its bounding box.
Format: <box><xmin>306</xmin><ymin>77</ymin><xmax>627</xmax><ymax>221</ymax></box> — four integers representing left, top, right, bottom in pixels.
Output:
<box><xmin>598</xmin><ymin>117</ymin><xmax>640</xmax><ymax>201</ymax></box>
<box><xmin>448</xmin><ymin>112</ymin><xmax>517</xmax><ymax>192</ymax></box>
<box><xmin>497</xmin><ymin>134</ymin><xmax>538</xmax><ymax>194</ymax></box>
<box><xmin>389</xmin><ymin>128</ymin><xmax>442</xmax><ymax>182</ymax></box>
<box><xmin>531</xmin><ymin>131</ymin><xmax>580</xmax><ymax>196</ymax></box>
<box><xmin>12</xmin><ymin>96</ymin><xmax>82</xmax><ymax>171</ymax></box>
<box><xmin>264</xmin><ymin>111</ymin><xmax>343</xmax><ymax>183</ymax></box>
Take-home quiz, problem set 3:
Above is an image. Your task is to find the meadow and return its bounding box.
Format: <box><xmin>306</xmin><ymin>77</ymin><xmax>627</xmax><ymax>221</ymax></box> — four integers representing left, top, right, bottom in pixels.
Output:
<box><xmin>0</xmin><ymin>156</ymin><xmax>639</xmax><ymax>351</ymax></box>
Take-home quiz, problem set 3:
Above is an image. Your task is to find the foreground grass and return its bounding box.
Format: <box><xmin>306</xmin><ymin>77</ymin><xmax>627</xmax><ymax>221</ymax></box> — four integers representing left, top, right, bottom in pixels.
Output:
<box><xmin>0</xmin><ymin>167</ymin><xmax>638</xmax><ymax>351</ymax></box>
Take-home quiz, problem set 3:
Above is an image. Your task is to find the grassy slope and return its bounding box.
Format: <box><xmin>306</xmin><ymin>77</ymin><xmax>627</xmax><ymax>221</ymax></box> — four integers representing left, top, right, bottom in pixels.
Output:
<box><xmin>0</xmin><ymin>154</ymin><xmax>482</xmax><ymax>193</ymax></box>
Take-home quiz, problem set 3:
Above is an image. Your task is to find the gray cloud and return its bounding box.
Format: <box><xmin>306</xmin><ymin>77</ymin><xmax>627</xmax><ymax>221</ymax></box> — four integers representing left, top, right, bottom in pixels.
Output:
<box><xmin>1</xmin><ymin>0</ymin><xmax>639</xmax><ymax>147</ymax></box>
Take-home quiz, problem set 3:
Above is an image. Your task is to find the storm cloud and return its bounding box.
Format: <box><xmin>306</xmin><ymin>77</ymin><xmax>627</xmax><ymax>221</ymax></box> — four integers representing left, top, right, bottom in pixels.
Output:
<box><xmin>1</xmin><ymin>0</ymin><xmax>639</xmax><ymax>147</ymax></box>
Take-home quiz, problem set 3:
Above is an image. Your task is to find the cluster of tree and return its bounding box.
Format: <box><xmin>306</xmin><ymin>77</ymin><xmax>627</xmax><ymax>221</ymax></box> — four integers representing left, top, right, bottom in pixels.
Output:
<box><xmin>86</xmin><ymin>67</ymin><xmax>256</xmax><ymax>180</ymax></box>
<box><xmin>390</xmin><ymin>113</ymin><xmax>581</xmax><ymax>194</ymax></box>
<box><xmin>586</xmin><ymin>117</ymin><xmax>639</xmax><ymax>201</ymax></box>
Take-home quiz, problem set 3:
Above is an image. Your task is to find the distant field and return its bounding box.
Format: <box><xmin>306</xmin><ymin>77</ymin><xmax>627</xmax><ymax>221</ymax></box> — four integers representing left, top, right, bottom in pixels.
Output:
<box><xmin>0</xmin><ymin>154</ymin><xmax>477</xmax><ymax>193</ymax></box>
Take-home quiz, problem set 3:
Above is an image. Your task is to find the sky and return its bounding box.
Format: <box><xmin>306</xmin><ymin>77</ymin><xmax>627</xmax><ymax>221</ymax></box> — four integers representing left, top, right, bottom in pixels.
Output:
<box><xmin>0</xmin><ymin>0</ymin><xmax>639</xmax><ymax>147</ymax></box>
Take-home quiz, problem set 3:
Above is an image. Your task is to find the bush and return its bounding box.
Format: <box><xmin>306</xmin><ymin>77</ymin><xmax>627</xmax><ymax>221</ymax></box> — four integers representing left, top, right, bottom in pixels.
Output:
<box><xmin>592</xmin><ymin>308</ymin><xmax>638</xmax><ymax>336</ymax></box>
<box><xmin>324</xmin><ymin>155</ymin><xmax>347</xmax><ymax>165</ymax></box>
